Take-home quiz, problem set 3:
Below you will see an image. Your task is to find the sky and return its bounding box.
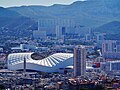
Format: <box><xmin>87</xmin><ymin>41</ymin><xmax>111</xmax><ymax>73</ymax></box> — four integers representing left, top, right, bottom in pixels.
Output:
<box><xmin>0</xmin><ymin>0</ymin><xmax>86</xmax><ymax>7</ymax></box>
<box><xmin>0</xmin><ymin>0</ymin><xmax>84</xmax><ymax>7</ymax></box>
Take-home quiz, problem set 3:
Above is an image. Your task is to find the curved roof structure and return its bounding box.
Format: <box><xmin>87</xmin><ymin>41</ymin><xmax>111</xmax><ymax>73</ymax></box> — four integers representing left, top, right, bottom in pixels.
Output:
<box><xmin>7</xmin><ymin>53</ymin><xmax>73</xmax><ymax>72</ymax></box>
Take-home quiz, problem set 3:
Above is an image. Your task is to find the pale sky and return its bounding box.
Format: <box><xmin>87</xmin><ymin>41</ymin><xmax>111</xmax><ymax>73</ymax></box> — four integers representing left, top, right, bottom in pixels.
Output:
<box><xmin>0</xmin><ymin>0</ymin><xmax>86</xmax><ymax>7</ymax></box>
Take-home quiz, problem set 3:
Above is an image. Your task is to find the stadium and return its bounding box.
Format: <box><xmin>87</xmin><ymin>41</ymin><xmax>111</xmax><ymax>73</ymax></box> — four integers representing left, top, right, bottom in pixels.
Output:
<box><xmin>7</xmin><ymin>52</ymin><xmax>95</xmax><ymax>73</ymax></box>
<box><xmin>7</xmin><ymin>52</ymin><xmax>73</xmax><ymax>73</ymax></box>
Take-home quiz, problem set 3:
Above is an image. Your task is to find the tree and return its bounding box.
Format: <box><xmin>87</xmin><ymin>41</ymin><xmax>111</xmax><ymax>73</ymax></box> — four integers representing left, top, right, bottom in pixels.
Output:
<box><xmin>0</xmin><ymin>84</ymin><xmax>5</xmax><ymax>89</ymax></box>
<box><xmin>94</xmin><ymin>85</ymin><xmax>105</xmax><ymax>90</ymax></box>
<box><xmin>80</xmin><ymin>88</ymin><xmax>88</xmax><ymax>90</ymax></box>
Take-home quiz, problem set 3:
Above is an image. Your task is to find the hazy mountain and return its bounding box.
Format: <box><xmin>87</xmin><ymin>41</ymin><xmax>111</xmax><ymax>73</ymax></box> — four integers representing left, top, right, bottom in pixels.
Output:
<box><xmin>95</xmin><ymin>21</ymin><xmax>120</xmax><ymax>34</ymax></box>
<box><xmin>0</xmin><ymin>7</ymin><xmax>37</xmax><ymax>37</ymax></box>
<box><xmin>8</xmin><ymin>0</ymin><xmax>120</xmax><ymax>27</ymax></box>
<box><xmin>0</xmin><ymin>0</ymin><xmax>120</xmax><ymax>38</ymax></box>
<box><xmin>95</xmin><ymin>21</ymin><xmax>120</xmax><ymax>40</ymax></box>
<box><xmin>0</xmin><ymin>7</ymin><xmax>20</xmax><ymax>17</ymax></box>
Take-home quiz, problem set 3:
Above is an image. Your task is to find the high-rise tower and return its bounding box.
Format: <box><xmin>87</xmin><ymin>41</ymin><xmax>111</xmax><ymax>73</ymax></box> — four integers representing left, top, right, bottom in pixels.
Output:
<box><xmin>74</xmin><ymin>45</ymin><xmax>86</xmax><ymax>77</ymax></box>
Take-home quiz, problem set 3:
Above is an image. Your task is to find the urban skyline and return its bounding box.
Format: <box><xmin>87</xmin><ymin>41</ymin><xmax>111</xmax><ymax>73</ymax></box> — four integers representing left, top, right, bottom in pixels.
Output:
<box><xmin>0</xmin><ymin>0</ymin><xmax>120</xmax><ymax>89</ymax></box>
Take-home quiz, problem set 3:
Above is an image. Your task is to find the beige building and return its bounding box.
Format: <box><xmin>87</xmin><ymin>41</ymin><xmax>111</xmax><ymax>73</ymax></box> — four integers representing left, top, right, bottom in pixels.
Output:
<box><xmin>74</xmin><ymin>45</ymin><xmax>86</xmax><ymax>77</ymax></box>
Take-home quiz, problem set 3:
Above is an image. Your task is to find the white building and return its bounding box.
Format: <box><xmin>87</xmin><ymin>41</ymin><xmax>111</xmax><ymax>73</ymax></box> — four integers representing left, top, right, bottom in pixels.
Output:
<box><xmin>85</xmin><ymin>34</ymin><xmax>92</xmax><ymax>41</ymax></box>
<box><xmin>38</xmin><ymin>19</ymin><xmax>74</xmax><ymax>28</ymax></box>
<box><xmin>95</xmin><ymin>32</ymin><xmax>105</xmax><ymax>42</ymax></box>
<box><xmin>20</xmin><ymin>44</ymin><xmax>36</xmax><ymax>51</ymax></box>
<box><xmin>38</xmin><ymin>18</ymin><xmax>75</xmax><ymax>35</ymax></box>
<box><xmin>7</xmin><ymin>53</ymin><xmax>73</xmax><ymax>73</ymax></box>
<box><xmin>7</xmin><ymin>52</ymin><xmax>93</xmax><ymax>73</ymax></box>
<box><xmin>102</xmin><ymin>40</ymin><xmax>120</xmax><ymax>59</ymax></box>
<box><xmin>33</xmin><ymin>30</ymin><xmax>46</xmax><ymax>39</ymax></box>
<box><xmin>0</xmin><ymin>48</ymin><xmax>3</xmax><ymax>52</ymax></box>
<box><xmin>56</xmin><ymin>25</ymin><xmax>62</xmax><ymax>39</ymax></box>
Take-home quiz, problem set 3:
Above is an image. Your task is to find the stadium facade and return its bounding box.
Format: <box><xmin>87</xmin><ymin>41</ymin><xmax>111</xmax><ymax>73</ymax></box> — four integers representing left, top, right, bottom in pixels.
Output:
<box><xmin>7</xmin><ymin>53</ymin><xmax>73</xmax><ymax>73</ymax></box>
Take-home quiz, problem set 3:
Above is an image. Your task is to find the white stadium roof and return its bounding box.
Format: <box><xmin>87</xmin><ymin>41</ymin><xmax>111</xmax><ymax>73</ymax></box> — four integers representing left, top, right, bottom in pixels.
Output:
<box><xmin>8</xmin><ymin>53</ymin><xmax>73</xmax><ymax>73</ymax></box>
<box><xmin>8</xmin><ymin>52</ymin><xmax>94</xmax><ymax>73</ymax></box>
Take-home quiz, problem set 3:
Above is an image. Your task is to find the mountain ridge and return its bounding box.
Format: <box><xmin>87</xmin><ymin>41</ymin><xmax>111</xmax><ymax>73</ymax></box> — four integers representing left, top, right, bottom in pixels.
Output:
<box><xmin>0</xmin><ymin>0</ymin><xmax>120</xmax><ymax>38</ymax></box>
<box><xmin>95</xmin><ymin>21</ymin><xmax>120</xmax><ymax>34</ymax></box>
<box><xmin>8</xmin><ymin>0</ymin><xmax>120</xmax><ymax>27</ymax></box>
<box><xmin>0</xmin><ymin>7</ymin><xmax>37</xmax><ymax>38</ymax></box>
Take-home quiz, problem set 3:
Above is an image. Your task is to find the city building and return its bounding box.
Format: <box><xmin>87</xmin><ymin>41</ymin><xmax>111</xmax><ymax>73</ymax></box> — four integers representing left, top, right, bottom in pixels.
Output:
<box><xmin>85</xmin><ymin>34</ymin><xmax>92</xmax><ymax>41</ymax></box>
<box><xmin>68</xmin><ymin>78</ymin><xmax>96</xmax><ymax>90</ymax></box>
<box><xmin>84</xmin><ymin>31</ymin><xmax>106</xmax><ymax>48</ymax></box>
<box><xmin>0</xmin><ymin>48</ymin><xmax>3</xmax><ymax>52</ymax></box>
<box><xmin>7</xmin><ymin>52</ymin><xmax>93</xmax><ymax>73</ymax></box>
<box><xmin>74</xmin><ymin>45</ymin><xmax>86</xmax><ymax>77</ymax></box>
<box><xmin>55</xmin><ymin>25</ymin><xmax>63</xmax><ymax>39</ymax></box>
<box><xmin>38</xmin><ymin>18</ymin><xmax>75</xmax><ymax>35</ymax></box>
<box><xmin>20</xmin><ymin>44</ymin><xmax>36</xmax><ymax>51</ymax></box>
<box><xmin>56</xmin><ymin>26</ymin><xmax>67</xmax><ymax>39</ymax></box>
<box><xmin>95</xmin><ymin>32</ymin><xmax>105</xmax><ymax>43</ymax></box>
<box><xmin>105</xmin><ymin>61</ymin><xmax>120</xmax><ymax>75</ymax></box>
<box><xmin>102</xmin><ymin>40</ymin><xmax>120</xmax><ymax>59</ymax></box>
<box><xmin>33</xmin><ymin>30</ymin><xmax>46</xmax><ymax>39</ymax></box>
<box><xmin>11</xmin><ymin>44</ymin><xmax>49</xmax><ymax>52</ymax></box>
<box><xmin>38</xmin><ymin>18</ymin><xmax>74</xmax><ymax>28</ymax></box>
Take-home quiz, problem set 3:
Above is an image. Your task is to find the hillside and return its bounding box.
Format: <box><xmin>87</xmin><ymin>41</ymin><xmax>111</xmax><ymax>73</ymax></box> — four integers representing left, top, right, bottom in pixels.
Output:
<box><xmin>8</xmin><ymin>0</ymin><xmax>120</xmax><ymax>27</ymax></box>
<box><xmin>0</xmin><ymin>7</ymin><xmax>37</xmax><ymax>38</ymax></box>
<box><xmin>95</xmin><ymin>21</ymin><xmax>120</xmax><ymax>34</ymax></box>
<box><xmin>0</xmin><ymin>7</ymin><xmax>20</xmax><ymax>17</ymax></box>
<box><xmin>95</xmin><ymin>21</ymin><xmax>120</xmax><ymax>40</ymax></box>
